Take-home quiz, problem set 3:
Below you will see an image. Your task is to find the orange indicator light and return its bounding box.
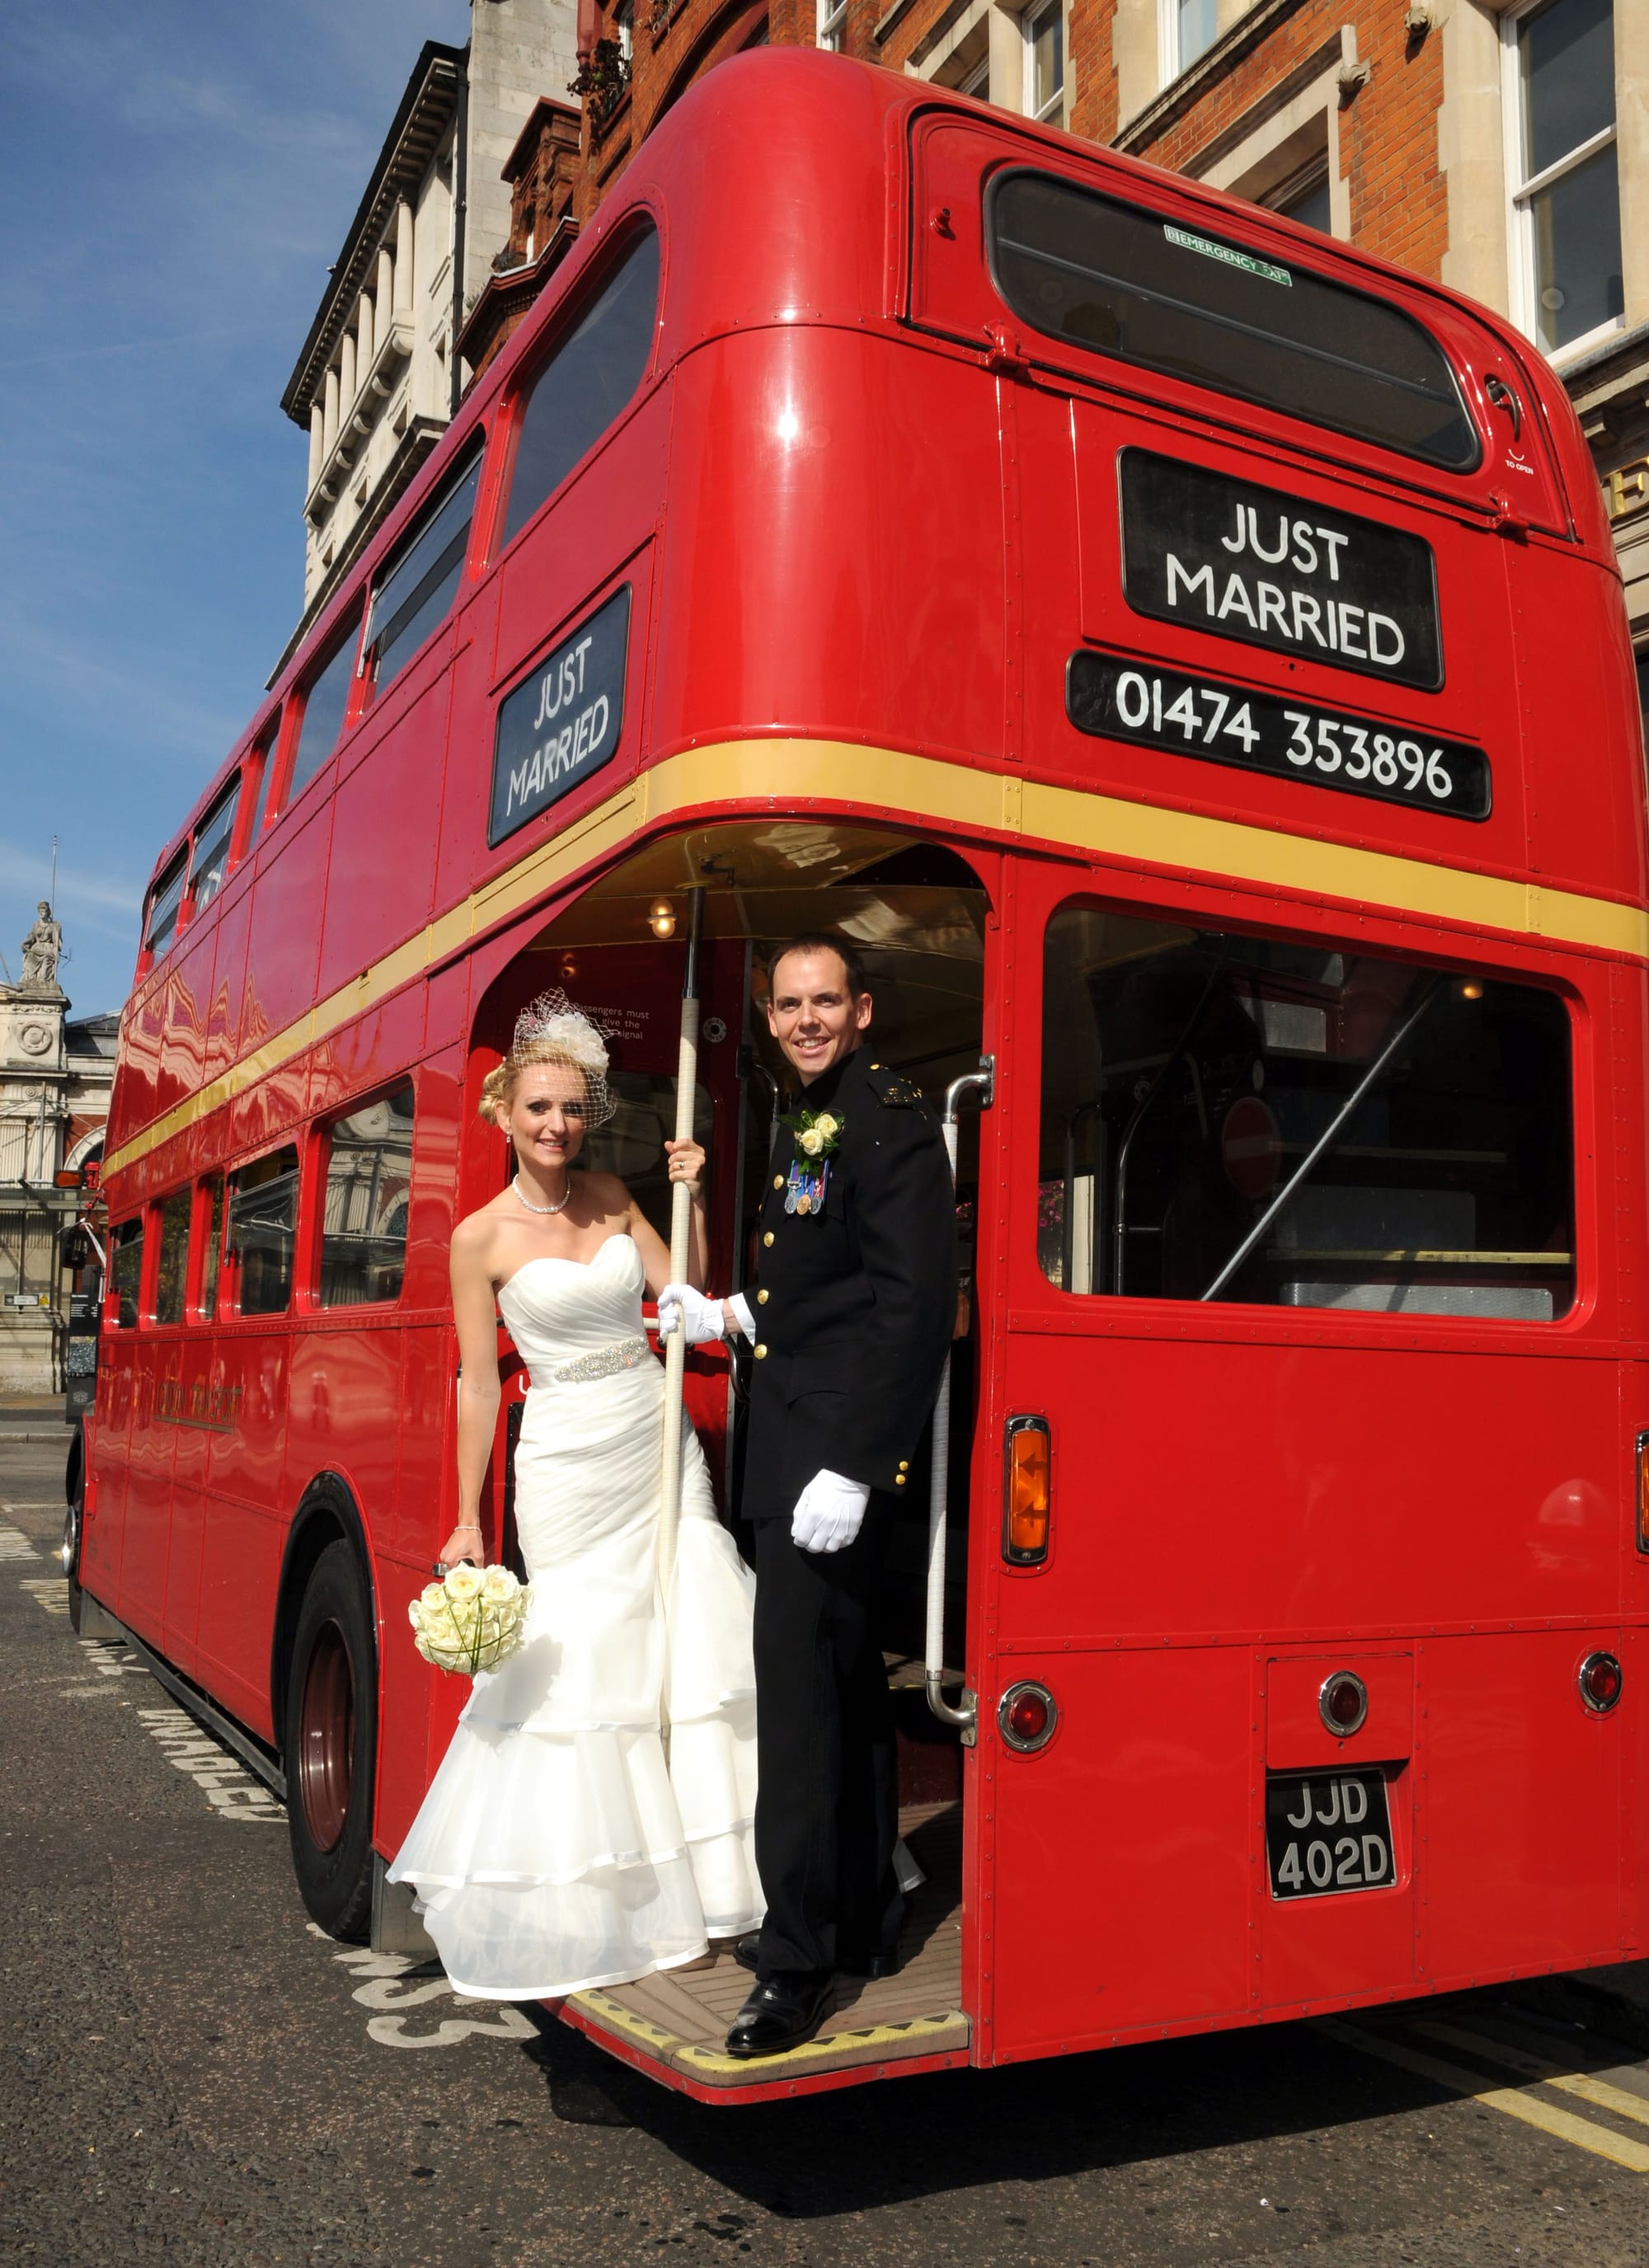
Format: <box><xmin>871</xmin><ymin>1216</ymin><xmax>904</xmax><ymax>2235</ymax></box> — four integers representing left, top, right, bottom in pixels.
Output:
<box><xmin>1003</xmin><ymin>1417</ymin><xmax>1050</xmax><ymax>1566</ymax></box>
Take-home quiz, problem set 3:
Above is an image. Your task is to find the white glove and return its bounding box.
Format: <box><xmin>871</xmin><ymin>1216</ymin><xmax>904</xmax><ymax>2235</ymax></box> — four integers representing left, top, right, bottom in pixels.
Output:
<box><xmin>791</xmin><ymin>1468</ymin><xmax>871</xmax><ymax>1554</ymax></box>
<box><xmin>656</xmin><ymin>1284</ymin><xmax>724</xmax><ymax>1343</ymax></box>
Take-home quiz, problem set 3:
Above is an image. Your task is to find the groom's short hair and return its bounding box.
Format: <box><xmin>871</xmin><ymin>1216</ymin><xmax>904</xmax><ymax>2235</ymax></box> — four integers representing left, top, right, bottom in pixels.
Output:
<box><xmin>766</xmin><ymin>932</ymin><xmax>869</xmax><ymax>1001</ymax></box>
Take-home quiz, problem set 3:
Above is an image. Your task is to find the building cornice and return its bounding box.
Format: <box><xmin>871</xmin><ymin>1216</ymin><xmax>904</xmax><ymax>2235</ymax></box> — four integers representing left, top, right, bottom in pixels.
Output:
<box><xmin>280</xmin><ymin>41</ymin><xmax>466</xmax><ymax>428</ymax></box>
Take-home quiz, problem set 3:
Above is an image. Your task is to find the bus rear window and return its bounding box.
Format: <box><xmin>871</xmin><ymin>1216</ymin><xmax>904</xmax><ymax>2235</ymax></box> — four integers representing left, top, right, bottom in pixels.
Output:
<box><xmin>1039</xmin><ymin>904</ymin><xmax>1572</xmax><ymax>1320</ymax></box>
<box><xmin>989</xmin><ymin>171</ymin><xmax>1479</xmax><ymax>473</ymax></box>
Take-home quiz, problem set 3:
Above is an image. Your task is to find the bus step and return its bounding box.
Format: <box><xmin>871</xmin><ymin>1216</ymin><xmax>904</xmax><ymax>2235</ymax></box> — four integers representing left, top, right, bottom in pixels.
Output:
<box><xmin>562</xmin><ymin>1801</ymin><xmax>965</xmax><ymax>2100</ymax></box>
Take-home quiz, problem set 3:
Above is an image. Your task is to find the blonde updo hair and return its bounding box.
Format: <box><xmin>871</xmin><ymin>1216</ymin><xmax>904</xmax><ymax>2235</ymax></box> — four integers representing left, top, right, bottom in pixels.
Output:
<box><xmin>479</xmin><ymin>992</ymin><xmax>618</xmax><ymax>1129</ymax></box>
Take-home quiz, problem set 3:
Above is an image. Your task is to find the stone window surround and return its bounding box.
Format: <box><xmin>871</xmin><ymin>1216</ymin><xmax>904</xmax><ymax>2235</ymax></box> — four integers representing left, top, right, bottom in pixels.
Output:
<box><xmin>1175</xmin><ymin>26</ymin><xmax>1356</xmax><ymax>240</ymax></box>
<box><xmin>904</xmin><ymin>0</ymin><xmax>1073</xmax><ymax>129</ymax></box>
<box><xmin>1499</xmin><ymin>0</ymin><xmax>1622</xmax><ymax>367</ymax></box>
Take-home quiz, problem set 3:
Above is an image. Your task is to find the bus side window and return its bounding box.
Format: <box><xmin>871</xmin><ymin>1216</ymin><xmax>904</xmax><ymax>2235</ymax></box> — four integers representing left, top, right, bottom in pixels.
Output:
<box><xmin>108</xmin><ymin>1219</ymin><xmax>144</xmax><ymax>1329</ymax></box>
<box><xmin>318</xmin><ymin>1083</ymin><xmax>416</xmax><ymax>1308</ymax></box>
<box><xmin>226</xmin><ymin>1145</ymin><xmax>301</xmax><ymax>1318</ymax></box>
<box><xmin>500</xmin><ymin>228</ymin><xmax>661</xmax><ymax>550</ymax></box>
<box><xmin>284</xmin><ymin>622</ymin><xmax>359</xmax><ymax>810</ymax></box>
<box><xmin>188</xmin><ymin>776</ymin><xmax>241</xmax><ymax>917</ymax></box>
<box><xmin>196</xmin><ymin>1174</ymin><xmax>225</xmax><ymax>1322</ymax></box>
<box><xmin>364</xmin><ymin>452</ymin><xmax>482</xmax><ymax>696</ymax></box>
<box><xmin>153</xmin><ymin>1187</ymin><xmax>192</xmax><ymax>1327</ymax></box>
<box><xmin>143</xmin><ymin>849</ymin><xmax>189</xmax><ymax>964</ymax></box>
<box><xmin>1040</xmin><ymin>901</ymin><xmax>1575</xmax><ymax>1321</ymax></box>
<box><xmin>246</xmin><ymin>721</ymin><xmax>280</xmax><ymax>845</ymax></box>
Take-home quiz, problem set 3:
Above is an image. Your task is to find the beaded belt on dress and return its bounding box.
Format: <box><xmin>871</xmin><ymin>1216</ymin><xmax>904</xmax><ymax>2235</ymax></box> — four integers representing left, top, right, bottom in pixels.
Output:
<box><xmin>545</xmin><ymin>1335</ymin><xmax>653</xmax><ymax>1385</ymax></box>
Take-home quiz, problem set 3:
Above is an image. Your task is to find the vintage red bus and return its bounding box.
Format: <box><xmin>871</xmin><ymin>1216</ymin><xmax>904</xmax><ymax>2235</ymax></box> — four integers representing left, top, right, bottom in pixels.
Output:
<box><xmin>72</xmin><ymin>48</ymin><xmax>1649</xmax><ymax>2104</ymax></box>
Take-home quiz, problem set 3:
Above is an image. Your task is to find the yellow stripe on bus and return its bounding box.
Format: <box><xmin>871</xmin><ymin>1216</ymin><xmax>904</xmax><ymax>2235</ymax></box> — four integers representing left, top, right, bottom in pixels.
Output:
<box><xmin>102</xmin><ymin>740</ymin><xmax>1649</xmax><ymax>1179</ymax></box>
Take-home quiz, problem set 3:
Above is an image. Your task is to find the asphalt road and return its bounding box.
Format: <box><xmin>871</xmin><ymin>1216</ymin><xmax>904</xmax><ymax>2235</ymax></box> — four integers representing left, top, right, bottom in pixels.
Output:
<box><xmin>8</xmin><ymin>1418</ymin><xmax>1649</xmax><ymax>2268</ymax></box>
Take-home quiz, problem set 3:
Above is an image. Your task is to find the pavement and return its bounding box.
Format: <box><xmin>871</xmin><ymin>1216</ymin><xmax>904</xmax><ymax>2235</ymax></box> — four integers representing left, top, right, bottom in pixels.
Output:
<box><xmin>9</xmin><ymin>1421</ymin><xmax>1649</xmax><ymax>2267</ymax></box>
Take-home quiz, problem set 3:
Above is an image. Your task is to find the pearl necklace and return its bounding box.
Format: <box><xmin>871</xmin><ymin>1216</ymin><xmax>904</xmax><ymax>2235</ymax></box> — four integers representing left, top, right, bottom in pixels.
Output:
<box><xmin>513</xmin><ymin>1173</ymin><xmax>571</xmax><ymax>1216</ymax></box>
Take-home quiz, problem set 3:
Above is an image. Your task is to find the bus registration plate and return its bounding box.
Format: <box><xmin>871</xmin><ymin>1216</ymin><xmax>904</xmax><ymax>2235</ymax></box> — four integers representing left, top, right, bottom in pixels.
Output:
<box><xmin>1067</xmin><ymin>649</ymin><xmax>1492</xmax><ymax>821</ymax></box>
<box><xmin>1265</xmin><ymin>1771</ymin><xmax>1394</xmax><ymax>1900</ymax></box>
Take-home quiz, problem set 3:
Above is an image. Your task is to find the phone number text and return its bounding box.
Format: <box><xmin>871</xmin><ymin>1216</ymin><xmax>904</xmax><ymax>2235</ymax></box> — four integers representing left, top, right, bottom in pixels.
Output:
<box><xmin>1066</xmin><ymin>650</ymin><xmax>1491</xmax><ymax>821</ymax></box>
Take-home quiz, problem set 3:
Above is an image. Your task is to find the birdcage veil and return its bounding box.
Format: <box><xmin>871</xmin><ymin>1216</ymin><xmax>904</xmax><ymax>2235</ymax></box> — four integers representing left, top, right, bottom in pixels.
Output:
<box><xmin>491</xmin><ymin>989</ymin><xmax>619</xmax><ymax>1129</ymax></box>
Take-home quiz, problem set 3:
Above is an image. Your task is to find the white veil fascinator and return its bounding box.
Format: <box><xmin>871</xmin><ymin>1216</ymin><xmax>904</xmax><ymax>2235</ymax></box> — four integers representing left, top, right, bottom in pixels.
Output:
<box><xmin>502</xmin><ymin>989</ymin><xmax>620</xmax><ymax>1129</ymax></box>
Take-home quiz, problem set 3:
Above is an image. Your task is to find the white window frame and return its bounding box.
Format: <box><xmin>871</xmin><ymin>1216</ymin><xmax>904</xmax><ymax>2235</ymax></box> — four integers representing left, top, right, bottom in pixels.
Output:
<box><xmin>1023</xmin><ymin>0</ymin><xmax>1064</xmax><ymax>122</ymax></box>
<box><xmin>1158</xmin><ymin>0</ymin><xmax>1217</xmax><ymax>89</ymax></box>
<box><xmin>816</xmin><ymin>0</ymin><xmax>846</xmax><ymax>51</ymax></box>
<box><xmin>1501</xmin><ymin>0</ymin><xmax>1622</xmax><ymax>364</ymax></box>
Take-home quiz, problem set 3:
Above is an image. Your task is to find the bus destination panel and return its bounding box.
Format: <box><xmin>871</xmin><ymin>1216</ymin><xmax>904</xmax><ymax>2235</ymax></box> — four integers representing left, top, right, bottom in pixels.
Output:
<box><xmin>1119</xmin><ymin>448</ymin><xmax>1444</xmax><ymax>693</ymax></box>
<box><xmin>490</xmin><ymin>585</ymin><xmax>631</xmax><ymax>848</ymax></box>
<box><xmin>1067</xmin><ymin>647</ymin><xmax>1491</xmax><ymax>821</ymax></box>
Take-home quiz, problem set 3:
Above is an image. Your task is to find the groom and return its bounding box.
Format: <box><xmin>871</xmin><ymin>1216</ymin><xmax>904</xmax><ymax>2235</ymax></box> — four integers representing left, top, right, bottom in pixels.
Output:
<box><xmin>662</xmin><ymin>933</ymin><xmax>958</xmax><ymax>2055</ymax></box>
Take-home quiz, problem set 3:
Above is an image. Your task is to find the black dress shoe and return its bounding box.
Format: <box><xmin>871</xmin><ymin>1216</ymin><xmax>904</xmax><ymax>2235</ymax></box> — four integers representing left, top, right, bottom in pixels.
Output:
<box><xmin>731</xmin><ymin>1932</ymin><xmax>761</xmax><ymax>1973</ymax></box>
<box><xmin>839</xmin><ymin>1946</ymin><xmax>902</xmax><ymax>1981</ymax></box>
<box><xmin>724</xmin><ymin>1975</ymin><xmax>834</xmax><ymax>2059</ymax></box>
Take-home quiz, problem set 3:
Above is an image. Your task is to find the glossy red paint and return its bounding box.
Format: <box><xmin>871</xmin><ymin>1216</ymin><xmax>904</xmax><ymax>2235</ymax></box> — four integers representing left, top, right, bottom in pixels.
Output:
<box><xmin>84</xmin><ymin>51</ymin><xmax>1649</xmax><ymax>2104</ymax></box>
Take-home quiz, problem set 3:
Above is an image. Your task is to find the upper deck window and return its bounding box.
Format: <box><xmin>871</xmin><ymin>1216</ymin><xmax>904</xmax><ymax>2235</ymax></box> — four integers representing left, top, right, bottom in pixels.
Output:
<box><xmin>188</xmin><ymin>777</ymin><xmax>241</xmax><ymax>916</ymax></box>
<box><xmin>364</xmin><ymin>448</ymin><xmax>482</xmax><ymax>694</ymax></box>
<box><xmin>500</xmin><ymin>228</ymin><xmax>660</xmax><ymax>549</ymax></box>
<box><xmin>143</xmin><ymin>851</ymin><xmax>188</xmax><ymax>959</ymax></box>
<box><xmin>989</xmin><ymin>171</ymin><xmax>1479</xmax><ymax>472</ymax></box>
<box><xmin>286</xmin><ymin>623</ymin><xmax>358</xmax><ymax>806</ymax></box>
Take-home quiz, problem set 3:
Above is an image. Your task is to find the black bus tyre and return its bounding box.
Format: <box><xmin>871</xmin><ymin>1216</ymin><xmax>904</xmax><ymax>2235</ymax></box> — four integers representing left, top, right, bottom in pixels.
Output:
<box><xmin>63</xmin><ymin>1444</ymin><xmax>90</xmax><ymax>1635</ymax></box>
<box><xmin>285</xmin><ymin>1539</ymin><xmax>378</xmax><ymax>1942</ymax></box>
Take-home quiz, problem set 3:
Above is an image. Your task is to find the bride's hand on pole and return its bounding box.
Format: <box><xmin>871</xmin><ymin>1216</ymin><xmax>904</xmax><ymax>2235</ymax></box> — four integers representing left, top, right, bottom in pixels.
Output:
<box><xmin>663</xmin><ymin>1137</ymin><xmax>706</xmax><ymax>1195</ymax></box>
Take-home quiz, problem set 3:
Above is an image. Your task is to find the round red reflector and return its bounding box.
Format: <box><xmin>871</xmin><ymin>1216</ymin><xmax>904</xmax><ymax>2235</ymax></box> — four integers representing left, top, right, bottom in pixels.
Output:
<box><xmin>1318</xmin><ymin>1670</ymin><xmax>1369</xmax><ymax>1737</ymax></box>
<box><xmin>1579</xmin><ymin>1651</ymin><xmax>1623</xmax><ymax>1714</ymax></box>
<box><xmin>998</xmin><ymin>1680</ymin><xmax>1058</xmax><ymax>1754</ymax></box>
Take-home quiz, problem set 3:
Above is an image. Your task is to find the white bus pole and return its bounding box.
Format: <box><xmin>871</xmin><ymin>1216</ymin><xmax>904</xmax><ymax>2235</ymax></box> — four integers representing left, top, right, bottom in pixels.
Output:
<box><xmin>657</xmin><ymin>887</ymin><xmax>706</xmax><ymax>1604</ymax></box>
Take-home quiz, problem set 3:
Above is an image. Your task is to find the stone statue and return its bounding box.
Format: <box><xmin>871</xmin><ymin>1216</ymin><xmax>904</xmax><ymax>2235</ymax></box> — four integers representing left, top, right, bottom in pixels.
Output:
<box><xmin>19</xmin><ymin>902</ymin><xmax>63</xmax><ymax>992</ymax></box>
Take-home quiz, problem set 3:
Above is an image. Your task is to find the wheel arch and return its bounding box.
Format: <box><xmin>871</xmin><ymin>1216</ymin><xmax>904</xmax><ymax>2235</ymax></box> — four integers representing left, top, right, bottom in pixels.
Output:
<box><xmin>271</xmin><ymin>1470</ymin><xmax>379</xmax><ymax>1760</ymax></box>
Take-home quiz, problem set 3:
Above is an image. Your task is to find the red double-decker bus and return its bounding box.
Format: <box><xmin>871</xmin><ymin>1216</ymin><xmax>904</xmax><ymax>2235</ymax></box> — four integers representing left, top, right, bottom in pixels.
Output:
<box><xmin>72</xmin><ymin>49</ymin><xmax>1649</xmax><ymax>2105</ymax></box>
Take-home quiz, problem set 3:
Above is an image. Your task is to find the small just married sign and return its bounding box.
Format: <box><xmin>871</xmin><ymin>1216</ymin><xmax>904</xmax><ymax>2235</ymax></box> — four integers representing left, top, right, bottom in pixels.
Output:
<box><xmin>488</xmin><ymin>585</ymin><xmax>630</xmax><ymax>847</ymax></box>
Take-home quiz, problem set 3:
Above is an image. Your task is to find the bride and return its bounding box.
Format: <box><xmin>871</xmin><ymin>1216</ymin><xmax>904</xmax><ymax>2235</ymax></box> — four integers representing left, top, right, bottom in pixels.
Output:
<box><xmin>388</xmin><ymin>994</ymin><xmax>763</xmax><ymax>1999</ymax></box>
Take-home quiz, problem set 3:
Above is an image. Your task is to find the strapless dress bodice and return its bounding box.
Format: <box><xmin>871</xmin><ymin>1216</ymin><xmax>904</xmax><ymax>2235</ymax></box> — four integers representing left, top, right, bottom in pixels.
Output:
<box><xmin>496</xmin><ymin>1233</ymin><xmax>650</xmax><ymax>1383</ymax></box>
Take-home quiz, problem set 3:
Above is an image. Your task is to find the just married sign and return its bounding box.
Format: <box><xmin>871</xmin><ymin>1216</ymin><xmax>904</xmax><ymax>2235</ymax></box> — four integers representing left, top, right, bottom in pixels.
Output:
<box><xmin>488</xmin><ymin>585</ymin><xmax>631</xmax><ymax>847</ymax></box>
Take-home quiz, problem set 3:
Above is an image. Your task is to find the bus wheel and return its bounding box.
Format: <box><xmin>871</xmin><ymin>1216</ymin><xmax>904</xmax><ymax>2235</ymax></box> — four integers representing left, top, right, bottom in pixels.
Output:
<box><xmin>63</xmin><ymin>1444</ymin><xmax>88</xmax><ymax>1634</ymax></box>
<box><xmin>285</xmin><ymin>1540</ymin><xmax>377</xmax><ymax>1941</ymax></box>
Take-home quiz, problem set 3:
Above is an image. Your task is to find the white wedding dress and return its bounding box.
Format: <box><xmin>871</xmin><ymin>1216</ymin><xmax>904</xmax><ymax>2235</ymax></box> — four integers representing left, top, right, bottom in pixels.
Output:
<box><xmin>388</xmin><ymin>1233</ymin><xmax>763</xmax><ymax>1999</ymax></box>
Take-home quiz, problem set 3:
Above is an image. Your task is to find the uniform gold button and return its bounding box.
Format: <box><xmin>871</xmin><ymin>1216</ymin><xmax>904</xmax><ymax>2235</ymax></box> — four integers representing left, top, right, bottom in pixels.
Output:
<box><xmin>754</xmin><ymin>1344</ymin><xmax>768</xmax><ymax>1359</ymax></box>
<box><xmin>894</xmin><ymin>1473</ymin><xmax>906</xmax><ymax>1485</ymax></box>
<box><xmin>773</xmin><ymin>1175</ymin><xmax>784</xmax><ymax>1190</ymax></box>
<box><xmin>762</xmin><ymin>1231</ymin><xmax>774</xmax><ymax>1247</ymax></box>
<box><xmin>871</xmin><ymin>1063</ymin><xmax>881</xmax><ymax>1070</ymax></box>
<box><xmin>756</xmin><ymin>1289</ymin><xmax>768</xmax><ymax>1304</ymax></box>
<box><xmin>898</xmin><ymin>1460</ymin><xmax>909</xmax><ymax>1472</ymax></box>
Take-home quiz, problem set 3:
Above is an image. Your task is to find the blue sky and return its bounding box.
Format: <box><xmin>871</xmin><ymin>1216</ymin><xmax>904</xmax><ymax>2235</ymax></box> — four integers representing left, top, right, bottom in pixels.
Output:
<box><xmin>0</xmin><ymin>1</ymin><xmax>470</xmax><ymax>1018</ymax></box>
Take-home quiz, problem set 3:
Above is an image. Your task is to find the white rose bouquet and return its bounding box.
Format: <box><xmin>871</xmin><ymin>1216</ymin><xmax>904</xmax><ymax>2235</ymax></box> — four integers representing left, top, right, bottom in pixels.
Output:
<box><xmin>408</xmin><ymin>1562</ymin><xmax>529</xmax><ymax>1676</ymax></box>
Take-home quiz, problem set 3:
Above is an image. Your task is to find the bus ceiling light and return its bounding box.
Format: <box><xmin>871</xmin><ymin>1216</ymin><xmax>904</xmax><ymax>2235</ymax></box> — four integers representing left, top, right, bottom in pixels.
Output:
<box><xmin>1318</xmin><ymin>1669</ymin><xmax>1369</xmax><ymax>1736</ymax></box>
<box><xmin>998</xmin><ymin>1679</ymin><xmax>1058</xmax><ymax>1754</ymax></box>
<box><xmin>1457</xmin><ymin>978</ymin><xmax>1485</xmax><ymax>1001</ymax></box>
<box><xmin>648</xmin><ymin>898</ymin><xmax>677</xmax><ymax>939</ymax></box>
<box><xmin>1002</xmin><ymin>1415</ymin><xmax>1050</xmax><ymax>1566</ymax></box>
<box><xmin>1579</xmin><ymin>1651</ymin><xmax>1623</xmax><ymax>1714</ymax></box>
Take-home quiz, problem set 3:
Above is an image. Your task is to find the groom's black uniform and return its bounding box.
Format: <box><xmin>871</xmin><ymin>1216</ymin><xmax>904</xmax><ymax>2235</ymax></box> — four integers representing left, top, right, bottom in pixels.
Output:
<box><xmin>740</xmin><ymin>1043</ymin><xmax>958</xmax><ymax>1981</ymax></box>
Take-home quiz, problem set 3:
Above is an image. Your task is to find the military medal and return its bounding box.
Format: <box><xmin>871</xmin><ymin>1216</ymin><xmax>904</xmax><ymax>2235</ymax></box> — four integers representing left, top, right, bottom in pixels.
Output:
<box><xmin>785</xmin><ymin>1157</ymin><xmax>829</xmax><ymax>1216</ymax></box>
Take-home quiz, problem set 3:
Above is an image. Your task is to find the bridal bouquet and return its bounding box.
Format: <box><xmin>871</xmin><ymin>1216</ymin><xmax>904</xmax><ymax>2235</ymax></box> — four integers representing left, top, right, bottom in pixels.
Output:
<box><xmin>409</xmin><ymin>1563</ymin><xmax>529</xmax><ymax>1677</ymax></box>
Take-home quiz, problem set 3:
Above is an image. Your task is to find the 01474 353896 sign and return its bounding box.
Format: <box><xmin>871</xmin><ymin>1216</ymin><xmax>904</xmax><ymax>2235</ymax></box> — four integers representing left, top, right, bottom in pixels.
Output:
<box><xmin>1065</xmin><ymin>648</ymin><xmax>1492</xmax><ymax>822</ymax></box>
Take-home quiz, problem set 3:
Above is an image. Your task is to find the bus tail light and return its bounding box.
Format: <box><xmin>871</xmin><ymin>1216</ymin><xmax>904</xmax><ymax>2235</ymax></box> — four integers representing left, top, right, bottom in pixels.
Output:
<box><xmin>1003</xmin><ymin>1416</ymin><xmax>1050</xmax><ymax>1566</ymax></box>
<box><xmin>1637</xmin><ymin>1431</ymin><xmax>1649</xmax><ymax>1553</ymax></box>
<box><xmin>998</xmin><ymin>1680</ymin><xmax>1058</xmax><ymax>1754</ymax></box>
<box><xmin>1579</xmin><ymin>1652</ymin><xmax>1623</xmax><ymax>1715</ymax></box>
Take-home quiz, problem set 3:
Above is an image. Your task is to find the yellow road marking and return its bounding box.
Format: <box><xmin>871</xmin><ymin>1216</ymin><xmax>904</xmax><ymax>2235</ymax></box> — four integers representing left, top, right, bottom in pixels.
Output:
<box><xmin>106</xmin><ymin>735</ymin><xmax>1649</xmax><ymax>1179</ymax></box>
<box><xmin>1319</xmin><ymin>2017</ymin><xmax>1649</xmax><ymax>2172</ymax></box>
<box><xmin>1413</xmin><ymin>2019</ymin><xmax>1649</xmax><ymax>2130</ymax></box>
